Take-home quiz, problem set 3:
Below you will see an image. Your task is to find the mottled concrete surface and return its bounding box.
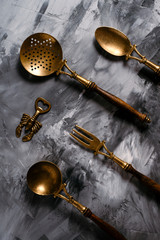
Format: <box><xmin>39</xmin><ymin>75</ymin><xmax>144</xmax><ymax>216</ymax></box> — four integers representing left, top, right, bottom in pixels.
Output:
<box><xmin>0</xmin><ymin>0</ymin><xmax>160</xmax><ymax>239</ymax></box>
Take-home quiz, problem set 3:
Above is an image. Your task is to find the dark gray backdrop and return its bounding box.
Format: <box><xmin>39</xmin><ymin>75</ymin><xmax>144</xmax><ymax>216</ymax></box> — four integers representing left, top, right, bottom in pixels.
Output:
<box><xmin>0</xmin><ymin>0</ymin><xmax>160</xmax><ymax>239</ymax></box>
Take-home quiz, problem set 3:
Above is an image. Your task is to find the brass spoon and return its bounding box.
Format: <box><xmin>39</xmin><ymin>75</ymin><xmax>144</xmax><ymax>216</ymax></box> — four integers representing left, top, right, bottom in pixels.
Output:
<box><xmin>20</xmin><ymin>33</ymin><xmax>150</xmax><ymax>123</ymax></box>
<box><xmin>95</xmin><ymin>26</ymin><xmax>160</xmax><ymax>75</ymax></box>
<box><xmin>27</xmin><ymin>161</ymin><xmax>127</xmax><ymax>240</ymax></box>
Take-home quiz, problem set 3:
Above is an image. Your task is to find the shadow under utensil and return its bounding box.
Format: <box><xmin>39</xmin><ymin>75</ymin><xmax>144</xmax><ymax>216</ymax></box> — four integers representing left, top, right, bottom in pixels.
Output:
<box><xmin>25</xmin><ymin>183</ymin><xmax>62</xmax><ymax>210</ymax></box>
<box><xmin>94</xmin><ymin>39</ymin><xmax>126</xmax><ymax>63</ymax></box>
<box><xmin>17</xmin><ymin>59</ymin><xmax>59</xmax><ymax>83</ymax></box>
<box><xmin>68</xmin><ymin>210</ymin><xmax>115</xmax><ymax>240</ymax></box>
<box><xmin>26</xmin><ymin>183</ymin><xmax>113</xmax><ymax>239</ymax></box>
<box><xmin>83</xmin><ymin>87</ymin><xmax>150</xmax><ymax>131</ymax></box>
<box><xmin>138</xmin><ymin>66</ymin><xmax>160</xmax><ymax>85</ymax></box>
<box><xmin>128</xmin><ymin>173</ymin><xmax>160</xmax><ymax>204</ymax></box>
<box><xmin>113</xmin><ymin>108</ymin><xmax>150</xmax><ymax>132</ymax></box>
<box><xmin>109</xmin><ymin>161</ymin><xmax>160</xmax><ymax>203</ymax></box>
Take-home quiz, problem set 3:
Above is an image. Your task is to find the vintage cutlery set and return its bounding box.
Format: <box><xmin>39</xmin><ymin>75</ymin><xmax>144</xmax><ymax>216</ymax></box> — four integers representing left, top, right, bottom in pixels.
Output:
<box><xmin>16</xmin><ymin>27</ymin><xmax>160</xmax><ymax>239</ymax></box>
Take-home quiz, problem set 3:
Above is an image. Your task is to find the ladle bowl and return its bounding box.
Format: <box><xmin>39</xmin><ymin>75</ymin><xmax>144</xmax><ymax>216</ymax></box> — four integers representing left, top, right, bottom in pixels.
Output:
<box><xmin>27</xmin><ymin>161</ymin><xmax>127</xmax><ymax>240</ymax></box>
<box><xmin>95</xmin><ymin>26</ymin><xmax>160</xmax><ymax>75</ymax></box>
<box><xmin>27</xmin><ymin>161</ymin><xmax>62</xmax><ymax>195</ymax></box>
<box><xmin>20</xmin><ymin>33</ymin><xmax>150</xmax><ymax>123</ymax></box>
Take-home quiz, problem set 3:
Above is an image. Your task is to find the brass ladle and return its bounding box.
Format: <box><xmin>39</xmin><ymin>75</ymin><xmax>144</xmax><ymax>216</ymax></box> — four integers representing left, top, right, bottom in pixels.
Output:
<box><xmin>27</xmin><ymin>161</ymin><xmax>127</xmax><ymax>240</ymax></box>
<box><xmin>95</xmin><ymin>26</ymin><xmax>160</xmax><ymax>75</ymax></box>
<box><xmin>20</xmin><ymin>33</ymin><xmax>150</xmax><ymax>123</ymax></box>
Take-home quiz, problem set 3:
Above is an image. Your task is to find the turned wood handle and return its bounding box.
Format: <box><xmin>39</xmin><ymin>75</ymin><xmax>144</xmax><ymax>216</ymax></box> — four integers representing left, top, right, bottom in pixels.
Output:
<box><xmin>84</xmin><ymin>209</ymin><xmax>127</xmax><ymax>240</ymax></box>
<box><xmin>126</xmin><ymin>164</ymin><xmax>160</xmax><ymax>196</ymax></box>
<box><xmin>73</xmin><ymin>73</ymin><xmax>150</xmax><ymax>123</ymax></box>
<box><xmin>93</xmin><ymin>85</ymin><xmax>150</xmax><ymax>123</ymax></box>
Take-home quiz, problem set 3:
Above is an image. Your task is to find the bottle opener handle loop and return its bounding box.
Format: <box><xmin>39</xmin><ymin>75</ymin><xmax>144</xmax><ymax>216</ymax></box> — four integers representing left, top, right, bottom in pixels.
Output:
<box><xmin>35</xmin><ymin>97</ymin><xmax>51</xmax><ymax>114</ymax></box>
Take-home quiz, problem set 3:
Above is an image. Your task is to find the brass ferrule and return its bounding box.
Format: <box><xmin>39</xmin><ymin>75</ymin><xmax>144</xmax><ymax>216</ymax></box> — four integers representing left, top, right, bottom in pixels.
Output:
<box><xmin>74</xmin><ymin>74</ymin><xmax>93</xmax><ymax>89</ymax></box>
<box><xmin>69</xmin><ymin>197</ymin><xmax>87</xmax><ymax>214</ymax></box>
<box><xmin>144</xmin><ymin>59</ymin><xmax>160</xmax><ymax>74</ymax></box>
<box><xmin>112</xmin><ymin>155</ymin><xmax>129</xmax><ymax>170</ymax></box>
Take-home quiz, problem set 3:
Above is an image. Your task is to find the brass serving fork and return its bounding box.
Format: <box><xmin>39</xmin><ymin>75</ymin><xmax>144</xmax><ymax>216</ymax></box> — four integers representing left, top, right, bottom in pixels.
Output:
<box><xmin>70</xmin><ymin>125</ymin><xmax>160</xmax><ymax>196</ymax></box>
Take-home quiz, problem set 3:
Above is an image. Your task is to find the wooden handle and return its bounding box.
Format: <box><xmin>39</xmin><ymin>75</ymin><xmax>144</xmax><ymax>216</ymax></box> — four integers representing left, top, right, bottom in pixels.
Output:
<box><xmin>126</xmin><ymin>164</ymin><xmax>160</xmax><ymax>196</ymax></box>
<box><xmin>84</xmin><ymin>209</ymin><xmax>127</xmax><ymax>240</ymax></box>
<box><xmin>93</xmin><ymin>85</ymin><xmax>150</xmax><ymax>123</ymax></box>
<box><xmin>73</xmin><ymin>73</ymin><xmax>150</xmax><ymax>123</ymax></box>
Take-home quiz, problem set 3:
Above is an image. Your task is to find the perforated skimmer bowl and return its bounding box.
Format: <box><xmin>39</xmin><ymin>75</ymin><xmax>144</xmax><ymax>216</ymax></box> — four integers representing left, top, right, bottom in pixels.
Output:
<box><xmin>20</xmin><ymin>33</ymin><xmax>63</xmax><ymax>76</ymax></box>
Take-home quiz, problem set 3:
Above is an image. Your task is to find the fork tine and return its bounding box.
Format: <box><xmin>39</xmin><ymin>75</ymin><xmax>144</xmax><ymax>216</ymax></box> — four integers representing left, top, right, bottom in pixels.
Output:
<box><xmin>70</xmin><ymin>133</ymin><xmax>91</xmax><ymax>149</ymax></box>
<box><xmin>75</xmin><ymin>125</ymin><xmax>100</xmax><ymax>142</ymax></box>
<box><xmin>72</xmin><ymin>128</ymin><xmax>92</xmax><ymax>143</ymax></box>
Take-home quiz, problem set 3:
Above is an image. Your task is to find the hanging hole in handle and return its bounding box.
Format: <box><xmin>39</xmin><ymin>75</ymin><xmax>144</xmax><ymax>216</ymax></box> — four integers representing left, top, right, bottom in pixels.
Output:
<box><xmin>35</xmin><ymin>97</ymin><xmax>51</xmax><ymax>114</ymax></box>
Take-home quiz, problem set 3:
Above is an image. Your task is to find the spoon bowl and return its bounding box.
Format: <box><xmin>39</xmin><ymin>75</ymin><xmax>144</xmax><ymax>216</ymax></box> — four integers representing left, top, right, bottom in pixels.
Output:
<box><xmin>27</xmin><ymin>161</ymin><xmax>62</xmax><ymax>195</ymax></box>
<box><xmin>95</xmin><ymin>27</ymin><xmax>131</xmax><ymax>56</ymax></box>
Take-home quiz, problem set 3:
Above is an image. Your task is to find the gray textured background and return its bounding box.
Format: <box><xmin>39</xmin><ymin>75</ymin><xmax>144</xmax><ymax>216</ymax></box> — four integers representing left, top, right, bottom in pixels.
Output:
<box><xmin>0</xmin><ymin>0</ymin><xmax>160</xmax><ymax>239</ymax></box>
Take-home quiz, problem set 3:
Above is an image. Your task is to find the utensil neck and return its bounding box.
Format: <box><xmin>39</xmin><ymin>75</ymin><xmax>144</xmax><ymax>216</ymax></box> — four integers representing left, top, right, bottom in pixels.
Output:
<box><xmin>59</xmin><ymin>60</ymin><xmax>95</xmax><ymax>89</ymax></box>
<box><xmin>97</xmin><ymin>142</ymin><xmax>129</xmax><ymax>169</ymax></box>
<box><xmin>126</xmin><ymin>44</ymin><xmax>147</xmax><ymax>63</ymax></box>
<box><xmin>55</xmin><ymin>184</ymin><xmax>87</xmax><ymax>214</ymax></box>
<box><xmin>126</xmin><ymin>45</ymin><xmax>160</xmax><ymax>75</ymax></box>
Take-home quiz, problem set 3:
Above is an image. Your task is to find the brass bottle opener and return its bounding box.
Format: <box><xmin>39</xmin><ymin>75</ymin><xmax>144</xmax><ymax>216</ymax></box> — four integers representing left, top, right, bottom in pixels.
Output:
<box><xmin>16</xmin><ymin>97</ymin><xmax>51</xmax><ymax>142</ymax></box>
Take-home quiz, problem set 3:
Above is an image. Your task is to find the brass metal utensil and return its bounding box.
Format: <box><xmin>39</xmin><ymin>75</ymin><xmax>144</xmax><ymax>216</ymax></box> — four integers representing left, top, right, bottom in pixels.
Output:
<box><xmin>20</xmin><ymin>33</ymin><xmax>150</xmax><ymax>123</ymax></box>
<box><xmin>95</xmin><ymin>26</ymin><xmax>160</xmax><ymax>75</ymax></box>
<box><xmin>27</xmin><ymin>161</ymin><xmax>126</xmax><ymax>240</ymax></box>
<box><xmin>71</xmin><ymin>125</ymin><xmax>160</xmax><ymax>196</ymax></box>
<box><xmin>16</xmin><ymin>97</ymin><xmax>51</xmax><ymax>141</ymax></box>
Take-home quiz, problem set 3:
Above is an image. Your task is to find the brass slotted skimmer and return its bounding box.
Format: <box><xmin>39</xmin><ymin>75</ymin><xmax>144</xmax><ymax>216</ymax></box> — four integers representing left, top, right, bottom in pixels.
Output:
<box><xmin>27</xmin><ymin>161</ymin><xmax>127</xmax><ymax>240</ymax></box>
<box><xmin>20</xmin><ymin>33</ymin><xmax>150</xmax><ymax>123</ymax></box>
<box><xmin>20</xmin><ymin>33</ymin><xmax>62</xmax><ymax>76</ymax></box>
